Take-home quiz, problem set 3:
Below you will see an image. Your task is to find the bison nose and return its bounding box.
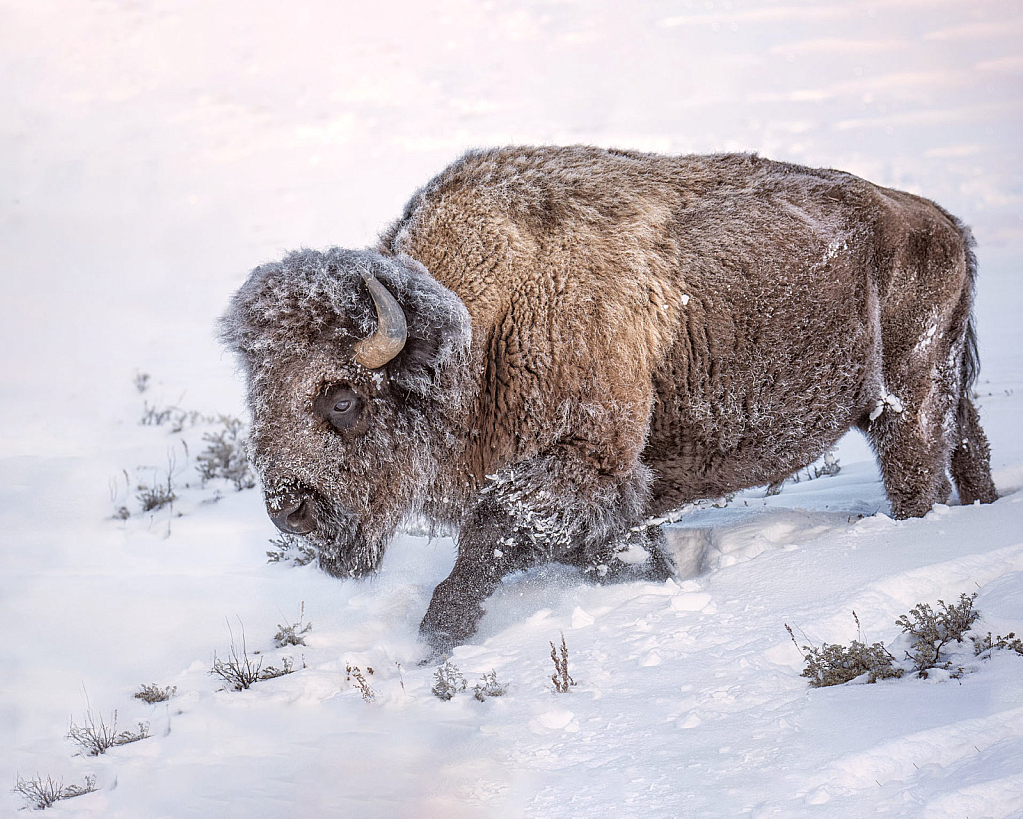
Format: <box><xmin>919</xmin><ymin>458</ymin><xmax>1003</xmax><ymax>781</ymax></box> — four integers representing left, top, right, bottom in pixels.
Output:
<box><xmin>269</xmin><ymin>490</ymin><xmax>317</xmax><ymax>535</ymax></box>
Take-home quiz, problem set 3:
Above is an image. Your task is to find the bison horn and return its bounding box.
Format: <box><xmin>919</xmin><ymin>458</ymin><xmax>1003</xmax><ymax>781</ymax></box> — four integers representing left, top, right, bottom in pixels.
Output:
<box><xmin>354</xmin><ymin>270</ymin><xmax>408</xmax><ymax>369</ymax></box>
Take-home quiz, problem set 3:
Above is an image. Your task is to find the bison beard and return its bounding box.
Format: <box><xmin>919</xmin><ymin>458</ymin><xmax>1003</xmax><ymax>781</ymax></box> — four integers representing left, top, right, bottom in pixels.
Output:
<box><xmin>222</xmin><ymin>146</ymin><xmax>998</xmax><ymax>654</ymax></box>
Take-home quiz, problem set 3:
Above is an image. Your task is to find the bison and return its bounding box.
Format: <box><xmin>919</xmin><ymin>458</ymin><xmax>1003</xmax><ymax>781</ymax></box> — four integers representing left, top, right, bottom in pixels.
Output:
<box><xmin>222</xmin><ymin>145</ymin><xmax>997</xmax><ymax>652</ymax></box>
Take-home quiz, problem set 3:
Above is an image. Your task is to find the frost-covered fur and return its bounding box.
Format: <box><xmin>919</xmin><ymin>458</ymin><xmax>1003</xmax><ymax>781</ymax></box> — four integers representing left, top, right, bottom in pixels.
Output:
<box><xmin>223</xmin><ymin>146</ymin><xmax>996</xmax><ymax>651</ymax></box>
<box><xmin>222</xmin><ymin>248</ymin><xmax>473</xmax><ymax>576</ymax></box>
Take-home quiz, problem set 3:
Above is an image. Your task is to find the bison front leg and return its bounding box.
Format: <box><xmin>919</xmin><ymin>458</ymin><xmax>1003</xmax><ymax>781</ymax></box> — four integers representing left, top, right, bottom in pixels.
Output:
<box><xmin>418</xmin><ymin>498</ymin><xmax>537</xmax><ymax>654</ymax></box>
<box><xmin>419</xmin><ymin>446</ymin><xmax>658</xmax><ymax>653</ymax></box>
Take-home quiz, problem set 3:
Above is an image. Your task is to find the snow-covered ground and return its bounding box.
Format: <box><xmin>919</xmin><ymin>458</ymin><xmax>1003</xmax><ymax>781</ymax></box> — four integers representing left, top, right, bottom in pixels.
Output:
<box><xmin>2</xmin><ymin>1</ymin><xmax>1022</xmax><ymax>816</ymax></box>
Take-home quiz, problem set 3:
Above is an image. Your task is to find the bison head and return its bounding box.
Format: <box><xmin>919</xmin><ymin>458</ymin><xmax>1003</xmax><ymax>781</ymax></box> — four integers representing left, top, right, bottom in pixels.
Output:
<box><xmin>221</xmin><ymin>248</ymin><xmax>472</xmax><ymax>577</ymax></box>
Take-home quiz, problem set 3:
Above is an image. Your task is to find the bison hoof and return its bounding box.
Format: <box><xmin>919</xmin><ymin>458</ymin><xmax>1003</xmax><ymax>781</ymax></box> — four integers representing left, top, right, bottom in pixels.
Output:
<box><xmin>416</xmin><ymin>640</ymin><xmax>453</xmax><ymax>667</ymax></box>
<box><xmin>419</xmin><ymin>604</ymin><xmax>484</xmax><ymax>657</ymax></box>
<box><xmin>417</xmin><ymin>623</ymin><xmax>457</xmax><ymax>661</ymax></box>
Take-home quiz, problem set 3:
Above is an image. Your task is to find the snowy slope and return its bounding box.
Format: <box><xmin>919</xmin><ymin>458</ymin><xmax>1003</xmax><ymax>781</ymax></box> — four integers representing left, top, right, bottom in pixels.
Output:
<box><xmin>2</xmin><ymin>1</ymin><xmax>1022</xmax><ymax>816</ymax></box>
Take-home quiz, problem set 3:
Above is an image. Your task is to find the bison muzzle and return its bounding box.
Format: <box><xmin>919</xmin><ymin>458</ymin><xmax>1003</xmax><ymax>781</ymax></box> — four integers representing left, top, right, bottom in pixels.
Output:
<box><xmin>222</xmin><ymin>146</ymin><xmax>997</xmax><ymax>653</ymax></box>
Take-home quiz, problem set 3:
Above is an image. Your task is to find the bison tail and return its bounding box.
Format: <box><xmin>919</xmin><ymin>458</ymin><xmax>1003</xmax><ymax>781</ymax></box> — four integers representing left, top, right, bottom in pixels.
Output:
<box><xmin>956</xmin><ymin>218</ymin><xmax>981</xmax><ymax>403</ymax></box>
<box><xmin>949</xmin><ymin>217</ymin><xmax>997</xmax><ymax>506</ymax></box>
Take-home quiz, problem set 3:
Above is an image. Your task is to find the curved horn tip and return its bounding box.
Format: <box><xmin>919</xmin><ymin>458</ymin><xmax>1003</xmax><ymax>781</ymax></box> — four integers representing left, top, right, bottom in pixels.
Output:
<box><xmin>354</xmin><ymin>272</ymin><xmax>408</xmax><ymax>369</ymax></box>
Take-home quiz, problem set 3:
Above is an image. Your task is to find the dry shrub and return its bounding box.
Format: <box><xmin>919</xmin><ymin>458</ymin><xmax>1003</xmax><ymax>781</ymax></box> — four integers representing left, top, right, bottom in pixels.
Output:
<box><xmin>13</xmin><ymin>774</ymin><xmax>97</xmax><ymax>810</ymax></box>
<box><xmin>550</xmin><ymin>632</ymin><xmax>576</xmax><ymax>693</ymax></box>
<box><xmin>67</xmin><ymin>710</ymin><xmax>149</xmax><ymax>756</ymax></box>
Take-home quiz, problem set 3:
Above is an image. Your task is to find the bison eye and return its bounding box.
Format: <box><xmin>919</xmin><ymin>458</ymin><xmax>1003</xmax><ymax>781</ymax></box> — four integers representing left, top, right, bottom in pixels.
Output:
<box><xmin>314</xmin><ymin>385</ymin><xmax>365</xmax><ymax>432</ymax></box>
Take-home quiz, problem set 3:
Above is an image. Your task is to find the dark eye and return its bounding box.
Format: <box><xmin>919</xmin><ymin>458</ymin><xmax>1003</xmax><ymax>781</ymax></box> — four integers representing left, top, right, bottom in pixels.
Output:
<box><xmin>314</xmin><ymin>385</ymin><xmax>365</xmax><ymax>432</ymax></box>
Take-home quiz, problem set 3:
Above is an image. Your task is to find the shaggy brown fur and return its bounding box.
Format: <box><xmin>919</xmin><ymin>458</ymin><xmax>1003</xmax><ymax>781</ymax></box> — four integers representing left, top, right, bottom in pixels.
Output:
<box><xmin>223</xmin><ymin>145</ymin><xmax>997</xmax><ymax>652</ymax></box>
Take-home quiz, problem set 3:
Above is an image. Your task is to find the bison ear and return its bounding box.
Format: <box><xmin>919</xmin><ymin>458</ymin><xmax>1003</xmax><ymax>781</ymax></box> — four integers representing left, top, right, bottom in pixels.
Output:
<box><xmin>398</xmin><ymin>321</ymin><xmax>448</xmax><ymax>382</ymax></box>
<box><xmin>384</xmin><ymin>254</ymin><xmax>471</xmax><ymax>393</ymax></box>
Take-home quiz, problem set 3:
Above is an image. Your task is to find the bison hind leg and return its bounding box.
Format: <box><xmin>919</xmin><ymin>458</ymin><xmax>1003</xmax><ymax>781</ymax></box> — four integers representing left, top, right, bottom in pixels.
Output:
<box><xmin>870</xmin><ymin>433</ymin><xmax>950</xmax><ymax>519</ymax></box>
<box><xmin>950</xmin><ymin>396</ymin><xmax>997</xmax><ymax>506</ymax></box>
<box><xmin>862</xmin><ymin>381</ymin><xmax>955</xmax><ymax>520</ymax></box>
<box><xmin>569</xmin><ymin>524</ymin><xmax>674</xmax><ymax>583</ymax></box>
<box><xmin>866</xmin><ymin>374</ymin><xmax>996</xmax><ymax>518</ymax></box>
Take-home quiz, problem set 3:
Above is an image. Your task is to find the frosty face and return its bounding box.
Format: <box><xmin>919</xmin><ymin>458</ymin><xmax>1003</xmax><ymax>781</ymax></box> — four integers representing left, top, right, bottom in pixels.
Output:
<box><xmin>221</xmin><ymin>247</ymin><xmax>472</xmax><ymax>577</ymax></box>
<box><xmin>245</xmin><ymin>348</ymin><xmax>435</xmax><ymax>577</ymax></box>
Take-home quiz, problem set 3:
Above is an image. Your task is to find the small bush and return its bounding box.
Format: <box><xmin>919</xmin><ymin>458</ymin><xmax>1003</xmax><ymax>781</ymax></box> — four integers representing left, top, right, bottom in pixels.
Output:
<box><xmin>13</xmin><ymin>774</ymin><xmax>97</xmax><ymax>810</ymax></box>
<box><xmin>266</xmin><ymin>534</ymin><xmax>317</xmax><ymax>567</ymax></box>
<box><xmin>211</xmin><ymin>650</ymin><xmax>296</xmax><ymax>690</ymax></box>
<box><xmin>768</xmin><ymin>448</ymin><xmax>840</xmax><ymax>495</ymax></box>
<box><xmin>136</xmin><ymin>472</ymin><xmax>176</xmax><ymax>512</ymax></box>
<box><xmin>210</xmin><ymin>648</ymin><xmax>262</xmax><ymax>690</ymax></box>
<box><xmin>473</xmin><ymin>670</ymin><xmax>506</xmax><ymax>701</ymax></box>
<box><xmin>139</xmin><ymin>402</ymin><xmax>208</xmax><ymax>432</ymax></box>
<box><xmin>345</xmin><ymin>664</ymin><xmax>376</xmax><ymax>702</ymax></box>
<box><xmin>66</xmin><ymin>710</ymin><xmax>150</xmax><ymax>756</ymax></box>
<box><xmin>813</xmin><ymin>448</ymin><xmax>841</xmax><ymax>478</ymax></box>
<box><xmin>550</xmin><ymin>632</ymin><xmax>576</xmax><ymax>693</ymax></box>
<box><xmin>257</xmin><ymin>657</ymin><xmax>297</xmax><ymax>681</ymax></box>
<box><xmin>140</xmin><ymin>402</ymin><xmax>175</xmax><ymax>426</ymax></box>
<box><xmin>169</xmin><ymin>409</ymin><xmax>209</xmax><ymax>434</ymax></box>
<box><xmin>787</xmin><ymin>620</ymin><xmax>903</xmax><ymax>687</ymax></box>
<box><xmin>274</xmin><ymin>602</ymin><xmax>313</xmax><ymax>647</ymax></box>
<box><xmin>210</xmin><ymin>620</ymin><xmax>296</xmax><ymax>691</ymax></box>
<box><xmin>196</xmin><ymin>416</ymin><xmax>256</xmax><ymax>491</ymax></box>
<box><xmin>896</xmin><ymin>592</ymin><xmax>979</xmax><ymax>678</ymax></box>
<box><xmin>972</xmin><ymin>631</ymin><xmax>1023</xmax><ymax>658</ymax></box>
<box><xmin>791</xmin><ymin>595</ymin><xmax>987</xmax><ymax>688</ymax></box>
<box><xmin>133</xmin><ymin>683</ymin><xmax>176</xmax><ymax>704</ymax></box>
<box><xmin>432</xmin><ymin>660</ymin><xmax>467</xmax><ymax>701</ymax></box>
<box><xmin>134</xmin><ymin>371</ymin><xmax>151</xmax><ymax>393</ymax></box>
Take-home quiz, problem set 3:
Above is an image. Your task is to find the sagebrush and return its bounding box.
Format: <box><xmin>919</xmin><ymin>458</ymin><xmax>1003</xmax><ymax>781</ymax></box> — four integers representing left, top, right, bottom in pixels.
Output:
<box><xmin>550</xmin><ymin>632</ymin><xmax>576</xmax><ymax>693</ymax></box>
<box><xmin>210</xmin><ymin>620</ymin><xmax>296</xmax><ymax>691</ymax></box>
<box><xmin>972</xmin><ymin>630</ymin><xmax>1023</xmax><ymax>658</ymax></box>
<box><xmin>473</xmin><ymin>670</ymin><xmax>506</xmax><ymax>701</ymax></box>
<box><xmin>791</xmin><ymin>593</ymin><xmax>991</xmax><ymax>687</ymax></box>
<box><xmin>273</xmin><ymin>602</ymin><xmax>313</xmax><ymax>647</ymax></box>
<box><xmin>66</xmin><ymin>709</ymin><xmax>150</xmax><ymax>756</ymax></box>
<box><xmin>767</xmin><ymin>448</ymin><xmax>841</xmax><ymax>495</ymax></box>
<box><xmin>13</xmin><ymin>774</ymin><xmax>97</xmax><ymax>810</ymax></box>
<box><xmin>139</xmin><ymin>401</ymin><xmax>209</xmax><ymax>433</ymax></box>
<box><xmin>786</xmin><ymin>617</ymin><xmax>902</xmax><ymax>687</ymax></box>
<box><xmin>266</xmin><ymin>534</ymin><xmax>317</xmax><ymax>567</ymax></box>
<box><xmin>345</xmin><ymin>664</ymin><xmax>376</xmax><ymax>702</ymax></box>
<box><xmin>133</xmin><ymin>683</ymin><xmax>176</xmax><ymax>704</ymax></box>
<box><xmin>196</xmin><ymin>415</ymin><xmax>256</xmax><ymax>490</ymax></box>
<box><xmin>136</xmin><ymin>470</ymin><xmax>177</xmax><ymax>513</ymax></box>
<box><xmin>432</xmin><ymin>660</ymin><xmax>467</xmax><ymax>701</ymax></box>
<box><xmin>896</xmin><ymin>592</ymin><xmax>979</xmax><ymax>678</ymax></box>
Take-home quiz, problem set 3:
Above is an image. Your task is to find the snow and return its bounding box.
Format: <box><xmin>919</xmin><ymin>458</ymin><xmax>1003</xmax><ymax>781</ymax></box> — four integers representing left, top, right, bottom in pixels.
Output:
<box><xmin>2</xmin><ymin>1</ymin><xmax>1023</xmax><ymax>817</ymax></box>
<box><xmin>870</xmin><ymin>389</ymin><xmax>905</xmax><ymax>421</ymax></box>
